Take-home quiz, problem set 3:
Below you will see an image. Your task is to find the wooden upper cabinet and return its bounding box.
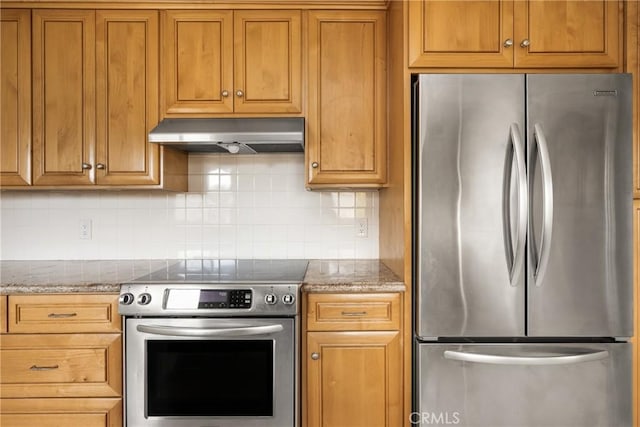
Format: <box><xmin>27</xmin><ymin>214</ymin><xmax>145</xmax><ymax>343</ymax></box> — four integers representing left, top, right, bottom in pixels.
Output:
<box><xmin>162</xmin><ymin>10</ymin><xmax>233</xmax><ymax>115</ymax></box>
<box><xmin>96</xmin><ymin>10</ymin><xmax>160</xmax><ymax>185</ymax></box>
<box><xmin>32</xmin><ymin>10</ymin><xmax>96</xmax><ymax>186</ymax></box>
<box><xmin>408</xmin><ymin>0</ymin><xmax>620</xmax><ymax>69</ymax></box>
<box><xmin>0</xmin><ymin>9</ymin><xmax>31</xmax><ymax>186</ymax></box>
<box><xmin>408</xmin><ymin>0</ymin><xmax>514</xmax><ymax>68</ymax></box>
<box><xmin>514</xmin><ymin>0</ymin><xmax>620</xmax><ymax>68</ymax></box>
<box><xmin>162</xmin><ymin>9</ymin><xmax>301</xmax><ymax>116</ymax></box>
<box><xmin>233</xmin><ymin>10</ymin><xmax>301</xmax><ymax>113</ymax></box>
<box><xmin>306</xmin><ymin>10</ymin><xmax>387</xmax><ymax>187</ymax></box>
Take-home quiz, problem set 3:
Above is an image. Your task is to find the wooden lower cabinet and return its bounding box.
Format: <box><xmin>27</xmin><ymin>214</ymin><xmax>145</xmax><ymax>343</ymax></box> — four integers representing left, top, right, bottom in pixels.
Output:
<box><xmin>306</xmin><ymin>331</ymin><xmax>402</xmax><ymax>427</ymax></box>
<box><xmin>304</xmin><ymin>292</ymin><xmax>403</xmax><ymax>427</ymax></box>
<box><xmin>0</xmin><ymin>398</ymin><xmax>122</xmax><ymax>427</ymax></box>
<box><xmin>0</xmin><ymin>294</ymin><xmax>122</xmax><ymax>427</ymax></box>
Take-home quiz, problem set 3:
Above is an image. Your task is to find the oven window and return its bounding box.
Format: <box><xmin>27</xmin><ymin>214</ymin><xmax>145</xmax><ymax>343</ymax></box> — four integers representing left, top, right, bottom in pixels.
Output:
<box><xmin>146</xmin><ymin>340</ymin><xmax>274</xmax><ymax>417</ymax></box>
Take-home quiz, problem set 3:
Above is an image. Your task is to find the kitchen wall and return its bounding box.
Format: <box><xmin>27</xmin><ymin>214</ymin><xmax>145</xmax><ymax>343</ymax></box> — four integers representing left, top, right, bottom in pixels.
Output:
<box><xmin>0</xmin><ymin>154</ymin><xmax>379</xmax><ymax>260</ymax></box>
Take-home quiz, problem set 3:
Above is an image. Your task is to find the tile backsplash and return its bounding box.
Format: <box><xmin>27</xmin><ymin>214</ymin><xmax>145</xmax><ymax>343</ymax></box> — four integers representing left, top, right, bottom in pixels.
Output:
<box><xmin>0</xmin><ymin>154</ymin><xmax>379</xmax><ymax>260</ymax></box>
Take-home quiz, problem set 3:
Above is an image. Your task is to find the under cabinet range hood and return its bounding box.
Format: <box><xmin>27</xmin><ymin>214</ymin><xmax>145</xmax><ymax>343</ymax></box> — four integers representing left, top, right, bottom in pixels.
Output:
<box><xmin>148</xmin><ymin>118</ymin><xmax>304</xmax><ymax>154</ymax></box>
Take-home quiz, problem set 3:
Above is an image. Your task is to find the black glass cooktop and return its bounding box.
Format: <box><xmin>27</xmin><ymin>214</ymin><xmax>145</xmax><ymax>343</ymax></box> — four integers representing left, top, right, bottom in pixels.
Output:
<box><xmin>131</xmin><ymin>259</ymin><xmax>309</xmax><ymax>284</ymax></box>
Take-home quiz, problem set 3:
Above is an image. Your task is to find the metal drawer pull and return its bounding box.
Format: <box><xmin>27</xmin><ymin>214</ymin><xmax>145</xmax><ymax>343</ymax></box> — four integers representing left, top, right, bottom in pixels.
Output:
<box><xmin>48</xmin><ymin>313</ymin><xmax>78</xmax><ymax>318</ymax></box>
<box><xmin>30</xmin><ymin>365</ymin><xmax>59</xmax><ymax>371</ymax></box>
<box><xmin>311</xmin><ymin>352</ymin><xmax>320</xmax><ymax>360</ymax></box>
<box><xmin>341</xmin><ymin>311</ymin><xmax>368</xmax><ymax>317</ymax></box>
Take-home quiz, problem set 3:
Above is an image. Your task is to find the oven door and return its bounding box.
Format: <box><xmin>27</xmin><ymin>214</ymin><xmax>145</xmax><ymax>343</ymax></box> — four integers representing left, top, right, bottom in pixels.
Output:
<box><xmin>125</xmin><ymin>317</ymin><xmax>296</xmax><ymax>427</ymax></box>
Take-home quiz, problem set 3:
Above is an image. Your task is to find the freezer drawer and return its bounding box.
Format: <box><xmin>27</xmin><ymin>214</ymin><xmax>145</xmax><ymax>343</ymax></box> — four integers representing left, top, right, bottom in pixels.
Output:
<box><xmin>415</xmin><ymin>343</ymin><xmax>631</xmax><ymax>427</ymax></box>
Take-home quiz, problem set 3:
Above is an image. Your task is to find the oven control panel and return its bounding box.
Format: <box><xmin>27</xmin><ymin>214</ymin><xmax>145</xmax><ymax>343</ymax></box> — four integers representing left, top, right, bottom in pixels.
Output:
<box><xmin>118</xmin><ymin>283</ymin><xmax>300</xmax><ymax>316</ymax></box>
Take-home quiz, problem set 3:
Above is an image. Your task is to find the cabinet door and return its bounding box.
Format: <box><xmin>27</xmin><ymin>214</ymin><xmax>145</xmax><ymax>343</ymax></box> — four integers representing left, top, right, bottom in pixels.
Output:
<box><xmin>408</xmin><ymin>0</ymin><xmax>514</xmax><ymax>68</ymax></box>
<box><xmin>32</xmin><ymin>10</ymin><xmax>95</xmax><ymax>185</ymax></box>
<box><xmin>307</xmin><ymin>11</ymin><xmax>386</xmax><ymax>187</ymax></box>
<box><xmin>513</xmin><ymin>0</ymin><xmax>620</xmax><ymax>68</ymax></box>
<box><xmin>0</xmin><ymin>398</ymin><xmax>122</xmax><ymax>427</ymax></box>
<box><xmin>96</xmin><ymin>11</ymin><xmax>159</xmax><ymax>185</ymax></box>
<box><xmin>1</xmin><ymin>9</ymin><xmax>31</xmax><ymax>186</ymax></box>
<box><xmin>162</xmin><ymin>10</ymin><xmax>233</xmax><ymax>115</ymax></box>
<box><xmin>306</xmin><ymin>331</ymin><xmax>402</xmax><ymax>427</ymax></box>
<box><xmin>233</xmin><ymin>10</ymin><xmax>301</xmax><ymax>114</ymax></box>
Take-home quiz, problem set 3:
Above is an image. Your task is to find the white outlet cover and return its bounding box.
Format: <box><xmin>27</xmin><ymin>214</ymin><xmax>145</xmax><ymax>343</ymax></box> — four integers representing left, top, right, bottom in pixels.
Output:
<box><xmin>79</xmin><ymin>218</ymin><xmax>92</xmax><ymax>240</ymax></box>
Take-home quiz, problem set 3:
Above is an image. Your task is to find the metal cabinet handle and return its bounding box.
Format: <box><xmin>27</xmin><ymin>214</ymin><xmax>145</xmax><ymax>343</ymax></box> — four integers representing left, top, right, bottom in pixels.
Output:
<box><xmin>503</xmin><ymin>39</ymin><xmax>514</xmax><ymax>48</ymax></box>
<box><xmin>48</xmin><ymin>312</ymin><xmax>77</xmax><ymax>318</ymax></box>
<box><xmin>81</xmin><ymin>163</ymin><xmax>92</xmax><ymax>170</ymax></box>
<box><xmin>236</xmin><ymin>89</ymin><xmax>244</xmax><ymax>97</ymax></box>
<box><xmin>311</xmin><ymin>162</ymin><xmax>319</xmax><ymax>168</ymax></box>
<box><xmin>311</xmin><ymin>352</ymin><xmax>320</xmax><ymax>360</ymax></box>
<box><xmin>96</xmin><ymin>163</ymin><xmax>105</xmax><ymax>170</ymax></box>
<box><xmin>30</xmin><ymin>365</ymin><xmax>59</xmax><ymax>371</ymax></box>
<box><xmin>221</xmin><ymin>90</ymin><xmax>229</xmax><ymax>97</ymax></box>
<box><xmin>341</xmin><ymin>311</ymin><xmax>368</xmax><ymax>317</ymax></box>
<box><xmin>520</xmin><ymin>39</ymin><xmax>530</xmax><ymax>48</ymax></box>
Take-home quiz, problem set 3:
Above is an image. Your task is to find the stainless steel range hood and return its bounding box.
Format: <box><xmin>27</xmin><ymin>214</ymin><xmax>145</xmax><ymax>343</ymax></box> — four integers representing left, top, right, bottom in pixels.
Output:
<box><xmin>148</xmin><ymin>118</ymin><xmax>304</xmax><ymax>154</ymax></box>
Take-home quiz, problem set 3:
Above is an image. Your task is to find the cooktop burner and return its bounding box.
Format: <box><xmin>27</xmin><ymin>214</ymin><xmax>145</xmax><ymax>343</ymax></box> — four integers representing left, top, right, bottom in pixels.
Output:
<box><xmin>131</xmin><ymin>259</ymin><xmax>309</xmax><ymax>284</ymax></box>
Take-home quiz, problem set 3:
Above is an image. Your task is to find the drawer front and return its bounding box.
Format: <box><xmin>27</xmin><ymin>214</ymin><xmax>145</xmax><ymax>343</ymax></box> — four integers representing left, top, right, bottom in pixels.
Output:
<box><xmin>0</xmin><ymin>398</ymin><xmax>122</xmax><ymax>427</ymax></box>
<box><xmin>0</xmin><ymin>334</ymin><xmax>121</xmax><ymax>398</ymax></box>
<box><xmin>306</xmin><ymin>293</ymin><xmax>401</xmax><ymax>331</ymax></box>
<box><xmin>8</xmin><ymin>294</ymin><xmax>121</xmax><ymax>333</ymax></box>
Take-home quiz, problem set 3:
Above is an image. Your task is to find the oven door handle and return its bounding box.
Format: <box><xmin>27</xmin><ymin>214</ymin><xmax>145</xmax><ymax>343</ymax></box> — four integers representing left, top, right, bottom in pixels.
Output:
<box><xmin>136</xmin><ymin>324</ymin><xmax>284</xmax><ymax>337</ymax></box>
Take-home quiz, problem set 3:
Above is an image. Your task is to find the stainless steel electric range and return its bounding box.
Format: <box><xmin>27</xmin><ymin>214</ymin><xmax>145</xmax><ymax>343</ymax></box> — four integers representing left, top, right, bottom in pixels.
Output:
<box><xmin>118</xmin><ymin>259</ymin><xmax>309</xmax><ymax>427</ymax></box>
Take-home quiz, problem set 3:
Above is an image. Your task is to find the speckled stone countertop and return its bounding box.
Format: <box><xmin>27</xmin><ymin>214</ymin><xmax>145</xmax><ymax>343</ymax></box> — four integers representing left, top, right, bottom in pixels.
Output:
<box><xmin>0</xmin><ymin>259</ymin><xmax>404</xmax><ymax>294</ymax></box>
<box><xmin>302</xmin><ymin>259</ymin><xmax>405</xmax><ymax>293</ymax></box>
<box><xmin>0</xmin><ymin>260</ymin><xmax>180</xmax><ymax>294</ymax></box>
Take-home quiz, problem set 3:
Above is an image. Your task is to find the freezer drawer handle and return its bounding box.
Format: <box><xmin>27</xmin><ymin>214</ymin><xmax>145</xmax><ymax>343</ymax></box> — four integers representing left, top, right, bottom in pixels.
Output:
<box><xmin>443</xmin><ymin>349</ymin><xmax>608</xmax><ymax>366</ymax></box>
<box><xmin>503</xmin><ymin>123</ymin><xmax>528</xmax><ymax>286</ymax></box>
<box><xmin>531</xmin><ymin>124</ymin><xmax>554</xmax><ymax>287</ymax></box>
<box><xmin>136</xmin><ymin>324</ymin><xmax>284</xmax><ymax>337</ymax></box>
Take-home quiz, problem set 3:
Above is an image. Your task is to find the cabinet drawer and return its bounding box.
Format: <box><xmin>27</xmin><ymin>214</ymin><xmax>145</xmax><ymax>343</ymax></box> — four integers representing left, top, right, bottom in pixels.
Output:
<box><xmin>0</xmin><ymin>398</ymin><xmax>122</xmax><ymax>427</ymax></box>
<box><xmin>8</xmin><ymin>294</ymin><xmax>120</xmax><ymax>333</ymax></box>
<box><xmin>0</xmin><ymin>334</ymin><xmax>121</xmax><ymax>398</ymax></box>
<box><xmin>306</xmin><ymin>293</ymin><xmax>400</xmax><ymax>331</ymax></box>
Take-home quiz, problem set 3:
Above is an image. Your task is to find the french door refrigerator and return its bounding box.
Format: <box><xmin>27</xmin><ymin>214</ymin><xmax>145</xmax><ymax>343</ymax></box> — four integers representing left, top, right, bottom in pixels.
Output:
<box><xmin>414</xmin><ymin>74</ymin><xmax>633</xmax><ymax>427</ymax></box>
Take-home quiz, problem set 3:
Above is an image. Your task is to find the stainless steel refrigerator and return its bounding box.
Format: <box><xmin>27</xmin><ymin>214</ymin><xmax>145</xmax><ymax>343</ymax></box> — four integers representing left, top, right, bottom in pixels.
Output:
<box><xmin>413</xmin><ymin>74</ymin><xmax>633</xmax><ymax>426</ymax></box>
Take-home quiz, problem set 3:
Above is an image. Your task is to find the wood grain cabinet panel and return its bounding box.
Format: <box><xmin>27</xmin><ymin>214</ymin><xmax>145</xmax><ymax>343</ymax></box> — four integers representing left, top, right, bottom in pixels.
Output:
<box><xmin>0</xmin><ymin>9</ymin><xmax>31</xmax><ymax>186</ymax></box>
<box><xmin>306</xmin><ymin>331</ymin><xmax>402</xmax><ymax>427</ymax></box>
<box><xmin>408</xmin><ymin>0</ymin><xmax>620</xmax><ymax>69</ymax></box>
<box><xmin>0</xmin><ymin>333</ymin><xmax>121</xmax><ymax>398</ymax></box>
<box><xmin>1</xmin><ymin>295</ymin><xmax>7</xmax><ymax>333</ymax></box>
<box><xmin>306</xmin><ymin>10</ymin><xmax>387</xmax><ymax>187</ymax></box>
<box><xmin>0</xmin><ymin>398</ymin><xmax>122</xmax><ymax>427</ymax></box>
<box><xmin>162</xmin><ymin>9</ymin><xmax>301</xmax><ymax>116</ymax></box>
<box><xmin>306</xmin><ymin>293</ymin><xmax>400</xmax><ymax>331</ymax></box>
<box><xmin>8</xmin><ymin>294</ymin><xmax>120</xmax><ymax>333</ymax></box>
<box><xmin>95</xmin><ymin>10</ymin><xmax>160</xmax><ymax>185</ymax></box>
<box><xmin>32</xmin><ymin>9</ymin><xmax>96</xmax><ymax>186</ymax></box>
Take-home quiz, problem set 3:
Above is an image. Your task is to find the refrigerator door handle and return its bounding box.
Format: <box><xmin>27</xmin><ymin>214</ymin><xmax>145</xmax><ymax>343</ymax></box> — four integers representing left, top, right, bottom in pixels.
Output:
<box><xmin>532</xmin><ymin>124</ymin><xmax>554</xmax><ymax>287</ymax></box>
<box><xmin>443</xmin><ymin>349</ymin><xmax>609</xmax><ymax>366</ymax></box>
<box><xmin>503</xmin><ymin>123</ymin><xmax>528</xmax><ymax>285</ymax></box>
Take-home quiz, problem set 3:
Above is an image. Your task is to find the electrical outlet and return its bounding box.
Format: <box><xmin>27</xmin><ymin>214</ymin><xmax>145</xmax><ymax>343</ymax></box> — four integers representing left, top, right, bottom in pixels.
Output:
<box><xmin>79</xmin><ymin>218</ymin><xmax>92</xmax><ymax>240</ymax></box>
<box><xmin>356</xmin><ymin>218</ymin><xmax>368</xmax><ymax>238</ymax></box>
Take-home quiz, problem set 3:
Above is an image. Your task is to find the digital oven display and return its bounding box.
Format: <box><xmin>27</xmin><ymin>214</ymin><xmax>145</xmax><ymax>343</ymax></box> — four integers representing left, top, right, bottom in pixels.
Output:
<box><xmin>198</xmin><ymin>289</ymin><xmax>252</xmax><ymax>309</ymax></box>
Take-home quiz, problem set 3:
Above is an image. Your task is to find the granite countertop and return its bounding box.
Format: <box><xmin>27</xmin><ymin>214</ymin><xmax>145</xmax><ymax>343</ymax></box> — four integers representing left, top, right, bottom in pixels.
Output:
<box><xmin>302</xmin><ymin>259</ymin><xmax>405</xmax><ymax>293</ymax></box>
<box><xmin>0</xmin><ymin>259</ymin><xmax>405</xmax><ymax>294</ymax></box>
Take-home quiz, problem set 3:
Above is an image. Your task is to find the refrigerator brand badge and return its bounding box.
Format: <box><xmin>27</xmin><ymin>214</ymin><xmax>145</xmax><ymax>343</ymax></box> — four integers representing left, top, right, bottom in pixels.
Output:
<box><xmin>593</xmin><ymin>90</ymin><xmax>617</xmax><ymax>96</ymax></box>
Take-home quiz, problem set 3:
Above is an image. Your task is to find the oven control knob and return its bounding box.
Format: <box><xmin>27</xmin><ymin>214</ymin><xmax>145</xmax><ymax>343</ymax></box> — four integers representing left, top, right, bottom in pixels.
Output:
<box><xmin>265</xmin><ymin>294</ymin><xmax>277</xmax><ymax>305</ymax></box>
<box><xmin>119</xmin><ymin>293</ymin><xmax>134</xmax><ymax>305</ymax></box>
<box><xmin>137</xmin><ymin>293</ymin><xmax>152</xmax><ymax>305</ymax></box>
<box><xmin>282</xmin><ymin>294</ymin><xmax>295</xmax><ymax>305</ymax></box>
